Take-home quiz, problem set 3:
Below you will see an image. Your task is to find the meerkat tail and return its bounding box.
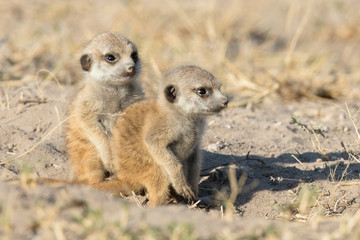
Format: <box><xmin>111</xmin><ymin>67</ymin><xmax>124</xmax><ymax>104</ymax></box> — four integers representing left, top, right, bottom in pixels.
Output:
<box><xmin>90</xmin><ymin>179</ymin><xmax>136</xmax><ymax>196</ymax></box>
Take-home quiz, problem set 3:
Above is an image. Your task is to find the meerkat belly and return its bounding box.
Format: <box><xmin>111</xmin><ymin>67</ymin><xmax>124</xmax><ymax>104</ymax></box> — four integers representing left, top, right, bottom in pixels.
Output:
<box><xmin>96</xmin><ymin>97</ymin><xmax>122</xmax><ymax>135</ymax></box>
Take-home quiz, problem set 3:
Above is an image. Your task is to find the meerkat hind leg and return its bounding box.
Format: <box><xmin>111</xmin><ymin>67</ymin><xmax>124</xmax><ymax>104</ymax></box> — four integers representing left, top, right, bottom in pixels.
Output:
<box><xmin>68</xmin><ymin>135</ymin><xmax>106</xmax><ymax>184</ymax></box>
<box><xmin>146</xmin><ymin>180</ymin><xmax>171</xmax><ymax>206</ymax></box>
<box><xmin>139</xmin><ymin>168</ymin><xmax>174</xmax><ymax>206</ymax></box>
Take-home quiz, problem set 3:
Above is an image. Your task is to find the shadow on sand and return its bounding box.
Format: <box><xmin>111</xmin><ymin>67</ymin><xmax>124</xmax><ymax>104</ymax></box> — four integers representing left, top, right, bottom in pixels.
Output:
<box><xmin>198</xmin><ymin>150</ymin><xmax>360</xmax><ymax>209</ymax></box>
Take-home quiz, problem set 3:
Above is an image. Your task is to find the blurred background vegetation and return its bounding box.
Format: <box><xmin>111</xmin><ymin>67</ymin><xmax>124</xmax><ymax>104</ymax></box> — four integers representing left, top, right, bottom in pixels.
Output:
<box><xmin>1</xmin><ymin>0</ymin><xmax>359</xmax><ymax>104</ymax></box>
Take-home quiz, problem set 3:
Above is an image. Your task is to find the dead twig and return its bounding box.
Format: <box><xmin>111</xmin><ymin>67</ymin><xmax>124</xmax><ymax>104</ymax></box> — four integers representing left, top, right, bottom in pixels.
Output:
<box><xmin>18</xmin><ymin>98</ymin><xmax>47</xmax><ymax>104</ymax></box>
<box><xmin>188</xmin><ymin>200</ymin><xmax>201</xmax><ymax>209</ymax></box>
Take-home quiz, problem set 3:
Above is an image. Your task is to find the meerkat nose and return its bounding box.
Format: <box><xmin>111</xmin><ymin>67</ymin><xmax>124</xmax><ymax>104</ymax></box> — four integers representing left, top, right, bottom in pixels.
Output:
<box><xmin>223</xmin><ymin>99</ymin><xmax>229</xmax><ymax>108</ymax></box>
<box><xmin>126</xmin><ymin>64</ymin><xmax>135</xmax><ymax>73</ymax></box>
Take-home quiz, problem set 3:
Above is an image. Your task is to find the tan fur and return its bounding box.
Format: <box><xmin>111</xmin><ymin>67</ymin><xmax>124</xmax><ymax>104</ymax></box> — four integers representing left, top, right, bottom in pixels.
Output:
<box><xmin>92</xmin><ymin>65</ymin><xmax>228</xmax><ymax>206</ymax></box>
<box><xmin>66</xmin><ymin>32</ymin><xmax>143</xmax><ymax>184</ymax></box>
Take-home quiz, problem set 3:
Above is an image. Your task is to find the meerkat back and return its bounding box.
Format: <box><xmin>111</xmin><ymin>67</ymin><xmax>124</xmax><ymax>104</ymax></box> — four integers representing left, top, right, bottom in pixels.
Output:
<box><xmin>66</xmin><ymin>32</ymin><xmax>143</xmax><ymax>184</ymax></box>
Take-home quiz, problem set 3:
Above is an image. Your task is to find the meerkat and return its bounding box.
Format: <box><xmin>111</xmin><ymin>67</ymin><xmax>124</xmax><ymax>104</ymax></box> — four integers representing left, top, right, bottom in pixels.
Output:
<box><xmin>66</xmin><ymin>32</ymin><xmax>143</xmax><ymax>184</ymax></box>
<box><xmin>92</xmin><ymin>65</ymin><xmax>229</xmax><ymax>206</ymax></box>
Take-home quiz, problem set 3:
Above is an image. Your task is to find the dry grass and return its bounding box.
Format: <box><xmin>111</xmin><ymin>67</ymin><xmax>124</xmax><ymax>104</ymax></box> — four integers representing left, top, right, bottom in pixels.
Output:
<box><xmin>1</xmin><ymin>0</ymin><xmax>360</xmax><ymax>103</ymax></box>
<box><xmin>268</xmin><ymin>105</ymin><xmax>360</xmax><ymax>240</ymax></box>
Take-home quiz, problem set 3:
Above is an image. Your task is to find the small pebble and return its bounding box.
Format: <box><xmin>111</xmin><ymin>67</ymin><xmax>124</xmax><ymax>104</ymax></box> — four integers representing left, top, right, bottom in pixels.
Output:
<box><xmin>7</xmin><ymin>143</ymin><xmax>14</xmax><ymax>151</ymax></box>
<box><xmin>207</xmin><ymin>143</ymin><xmax>220</xmax><ymax>152</ymax></box>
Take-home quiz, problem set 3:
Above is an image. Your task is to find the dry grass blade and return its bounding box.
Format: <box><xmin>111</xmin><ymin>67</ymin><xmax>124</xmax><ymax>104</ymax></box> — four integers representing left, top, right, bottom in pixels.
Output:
<box><xmin>5</xmin><ymin>90</ymin><xmax>10</xmax><ymax>109</ymax></box>
<box><xmin>229</xmin><ymin>83</ymin><xmax>279</xmax><ymax>108</ymax></box>
<box><xmin>284</xmin><ymin>1</ymin><xmax>312</xmax><ymax>68</ymax></box>
<box><xmin>18</xmin><ymin>98</ymin><xmax>47</xmax><ymax>104</ymax></box>
<box><xmin>223</xmin><ymin>57</ymin><xmax>261</xmax><ymax>92</ymax></box>
<box><xmin>345</xmin><ymin>103</ymin><xmax>360</xmax><ymax>144</ymax></box>
<box><xmin>291</xmin><ymin>154</ymin><xmax>306</xmax><ymax>170</ymax></box>
<box><xmin>35</xmin><ymin>68</ymin><xmax>62</xmax><ymax>90</ymax></box>
<box><xmin>220</xmin><ymin>205</ymin><xmax>224</xmax><ymax>219</ymax></box>
<box><xmin>188</xmin><ymin>200</ymin><xmax>201</xmax><ymax>209</ymax></box>
<box><xmin>228</xmin><ymin>165</ymin><xmax>247</xmax><ymax>206</ymax></box>
<box><xmin>334</xmin><ymin>193</ymin><xmax>347</xmax><ymax>213</ymax></box>
<box><xmin>132</xmin><ymin>191</ymin><xmax>144</xmax><ymax>208</ymax></box>
<box><xmin>333</xmin><ymin>180</ymin><xmax>360</xmax><ymax>186</ymax></box>
<box><xmin>222</xmin><ymin>164</ymin><xmax>247</xmax><ymax>218</ymax></box>
<box><xmin>308</xmin><ymin>123</ymin><xmax>327</xmax><ymax>157</ymax></box>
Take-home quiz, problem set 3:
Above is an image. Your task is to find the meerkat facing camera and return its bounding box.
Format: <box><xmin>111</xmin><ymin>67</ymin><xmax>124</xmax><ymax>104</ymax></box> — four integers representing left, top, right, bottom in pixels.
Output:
<box><xmin>66</xmin><ymin>32</ymin><xmax>143</xmax><ymax>184</ymax></box>
<box><xmin>92</xmin><ymin>65</ymin><xmax>228</xmax><ymax>206</ymax></box>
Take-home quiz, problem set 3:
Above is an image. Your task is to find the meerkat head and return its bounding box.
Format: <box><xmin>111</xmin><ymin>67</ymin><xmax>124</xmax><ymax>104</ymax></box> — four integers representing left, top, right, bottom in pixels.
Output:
<box><xmin>80</xmin><ymin>32</ymin><xmax>140</xmax><ymax>85</ymax></box>
<box><xmin>161</xmin><ymin>65</ymin><xmax>228</xmax><ymax>116</ymax></box>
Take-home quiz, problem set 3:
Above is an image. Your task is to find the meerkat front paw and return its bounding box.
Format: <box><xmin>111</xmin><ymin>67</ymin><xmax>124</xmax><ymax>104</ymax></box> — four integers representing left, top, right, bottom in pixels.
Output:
<box><xmin>172</xmin><ymin>178</ymin><xmax>196</xmax><ymax>202</ymax></box>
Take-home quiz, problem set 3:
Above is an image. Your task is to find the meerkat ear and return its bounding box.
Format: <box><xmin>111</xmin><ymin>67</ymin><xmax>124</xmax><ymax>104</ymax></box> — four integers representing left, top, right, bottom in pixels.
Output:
<box><xmin>80</xmin><ymin>53</ymin><xmax>92</xmax><ymax>71</ymax></box>
<box><xmin>164</xmin><ymin>85</ymin><xmax>177</xmax><ymax>103</ymax></box>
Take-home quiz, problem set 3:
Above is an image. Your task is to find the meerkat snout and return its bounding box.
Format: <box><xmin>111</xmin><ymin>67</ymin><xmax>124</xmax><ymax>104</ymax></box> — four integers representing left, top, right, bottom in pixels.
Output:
<box><xmin>212</xmin><ymin>91</ymin><xmax>228</xmax><ymax>110</ymax></box>
<box><xmin>126</xmin><ymin>63</ymin><xmax>135</xmax><ymax>73</ymax></box>
<box><xmin>204</xmin><ymin>91</ymin><xmax>228</xmax><ymax>114</ymax></box>
<box><xmin>221</xmin><ymin>97</ymin><xmax>229</xmax><ymax>108</ymax></box>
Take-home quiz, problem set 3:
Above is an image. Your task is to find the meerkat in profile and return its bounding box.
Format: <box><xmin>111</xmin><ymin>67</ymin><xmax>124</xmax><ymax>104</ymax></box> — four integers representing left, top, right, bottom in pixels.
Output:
<box><xmin>66</xmin><ymin>32</ymin><xmax>143</xmax><ymax>184</ymax></box>
<box><xmin>92</xmin><ymin>65</ymin><xmax>228</xmax><ymax>206</ymax></box>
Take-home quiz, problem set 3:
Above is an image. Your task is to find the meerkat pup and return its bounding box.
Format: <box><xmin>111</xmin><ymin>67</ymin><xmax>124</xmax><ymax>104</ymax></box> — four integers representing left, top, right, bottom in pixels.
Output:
<box><xmin>66</xmin><ymin>32</ymin><xmax>143</xmax><ymax>184</ymax></box>
<box><xmin>92</xmin><ymin>65</ymin><xmax>228</xmax><ymax>206</ymax></box>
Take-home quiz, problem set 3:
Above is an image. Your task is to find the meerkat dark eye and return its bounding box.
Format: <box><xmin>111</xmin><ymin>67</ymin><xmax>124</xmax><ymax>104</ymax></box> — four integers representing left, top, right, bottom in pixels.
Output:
<box><xmin>105</xmin><ymin>54</ymin><xmax>116</xmax><ymax>63</ymax></box>
<box><xmin>131</xmin><ymin>52</ymin><xmax>138</xmax><ymax>63</ymax></box>
<box><xmin>196</xmin><ymin>88</ymin><xmax>208</xmax><ymax>97</ymax></box>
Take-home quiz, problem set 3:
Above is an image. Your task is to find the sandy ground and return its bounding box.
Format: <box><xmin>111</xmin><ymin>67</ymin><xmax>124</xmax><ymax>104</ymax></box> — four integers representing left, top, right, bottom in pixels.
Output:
<box><xmin>2</xmin><ymin>0</ymin><xmax>360</xmax><ymax>239</ymax></box>
<box><xmin>1</xmin><ymin>81</ymin><xmax>360</xmax><ymax>239</ymax></box>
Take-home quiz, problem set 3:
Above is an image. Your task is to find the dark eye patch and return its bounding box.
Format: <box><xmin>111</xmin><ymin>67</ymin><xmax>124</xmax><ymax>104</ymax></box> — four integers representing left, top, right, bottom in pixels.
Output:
<box><xmin>131</xmin><ymin>52</ymin><xmax>139</xmax><ymax>63</ymax></box>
